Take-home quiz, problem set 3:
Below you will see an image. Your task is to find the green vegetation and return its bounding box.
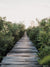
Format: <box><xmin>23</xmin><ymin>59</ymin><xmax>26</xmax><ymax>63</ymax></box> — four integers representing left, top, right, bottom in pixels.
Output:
<box><xmin>40</xmin><ymin>55</ymin><xmax>50</xmax><ymax>65</ymax></box>
<box><xmin>0</xmin><ymin>17</ymin><xmax>25</xmax><ymax>62</ymax></box>
<box><xmin>27</xmin><ymin>18</ymin><xmax>50</xmax><ymax>67</ymax></box>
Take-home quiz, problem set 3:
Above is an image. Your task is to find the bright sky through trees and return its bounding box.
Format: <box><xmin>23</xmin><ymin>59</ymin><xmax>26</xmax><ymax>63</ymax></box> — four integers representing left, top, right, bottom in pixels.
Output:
<box><xmin>0</xmin><ymin>0</ymin><xmax>50</xmax><ymax>28</ymax></box>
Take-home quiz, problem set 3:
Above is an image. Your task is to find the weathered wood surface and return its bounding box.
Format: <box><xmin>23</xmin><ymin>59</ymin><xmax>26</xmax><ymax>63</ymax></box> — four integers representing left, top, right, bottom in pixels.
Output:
<box><xmin>1</xmin><ymin>32</ymin><xmax>42</xmax><ymax>67</ymax></box>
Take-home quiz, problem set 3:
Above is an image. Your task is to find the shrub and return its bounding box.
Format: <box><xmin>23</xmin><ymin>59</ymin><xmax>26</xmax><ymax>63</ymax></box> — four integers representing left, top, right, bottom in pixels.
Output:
<box><xmin>27</xmin><ymin>18</ymin><xmax>50</xmax><ymax>66</ymax></box>
<box><xmin>0</xmin><ymin>17</ymin><xmax>25</xmax><ymax>62</ymax></box>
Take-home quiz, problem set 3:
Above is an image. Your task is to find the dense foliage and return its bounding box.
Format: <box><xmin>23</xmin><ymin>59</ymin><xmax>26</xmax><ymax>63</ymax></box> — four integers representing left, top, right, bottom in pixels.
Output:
<box><xmin>0</xmin><ymin>17</ymin><xmax>25</xmax><ymax>62</ymax></box>
<box><xmin>27</xmin><ymin>18</ymin><xmax>50</xmax><ymax>67</ymax></box>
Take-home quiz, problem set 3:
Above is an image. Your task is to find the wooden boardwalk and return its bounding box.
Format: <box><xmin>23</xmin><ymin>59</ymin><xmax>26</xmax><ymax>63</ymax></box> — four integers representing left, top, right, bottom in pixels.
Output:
<box><xmin>1</xmin><ymin>33</ymin><xmax>41</xmax><ymax>67</ymax></box>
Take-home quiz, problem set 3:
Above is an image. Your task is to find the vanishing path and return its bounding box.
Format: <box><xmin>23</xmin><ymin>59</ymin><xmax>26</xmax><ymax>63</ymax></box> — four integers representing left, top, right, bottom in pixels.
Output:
<box><xmin>1</xmin><ymin>32</ymin><xmax>41</xmax><ymax>67</ymax></box>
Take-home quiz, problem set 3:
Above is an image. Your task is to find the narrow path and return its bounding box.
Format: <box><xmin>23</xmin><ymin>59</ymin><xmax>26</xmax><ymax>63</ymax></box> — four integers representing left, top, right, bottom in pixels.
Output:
<box><xmin>1</xmin><ymin>32</ymin><xmax>41</xmax><ymax>67</ymax></box>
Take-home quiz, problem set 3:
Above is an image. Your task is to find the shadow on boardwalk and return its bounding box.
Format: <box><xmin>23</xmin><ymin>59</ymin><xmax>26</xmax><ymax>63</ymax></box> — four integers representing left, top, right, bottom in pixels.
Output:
<box><xmin>1</xmin><ymin>32</ymin><xmax>42</xmax><ymax>67</ymax></box>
